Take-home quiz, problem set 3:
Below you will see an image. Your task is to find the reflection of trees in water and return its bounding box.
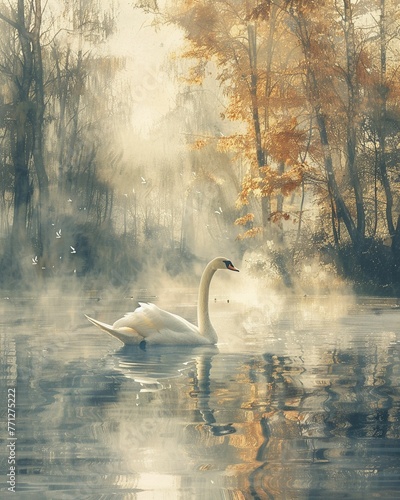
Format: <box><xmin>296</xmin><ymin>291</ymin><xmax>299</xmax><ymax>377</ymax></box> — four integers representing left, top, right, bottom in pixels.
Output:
<box><xmin>38</xmin><ymin>341</ymin><xmax>399</xmax><ymax>497</ymax></box>
<box><xmin>248</xmin><ymin>345</ymin><xmax>400</xmax><ymax>499</ymax></box>
<box><xmin>5</xmin><ymin>305</ymin><xmax>400</xmax><ymax>499</ymax></box>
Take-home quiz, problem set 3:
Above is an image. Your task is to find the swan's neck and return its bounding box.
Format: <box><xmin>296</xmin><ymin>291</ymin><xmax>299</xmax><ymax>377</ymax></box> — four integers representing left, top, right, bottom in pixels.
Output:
<box><xmin>198</xmin><ymin>262</ymin><xmax>218</xmax><ymax>343</ymax></box>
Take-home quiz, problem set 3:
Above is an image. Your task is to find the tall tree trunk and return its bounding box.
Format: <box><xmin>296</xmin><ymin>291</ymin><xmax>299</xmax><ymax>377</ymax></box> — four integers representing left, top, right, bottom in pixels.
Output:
<box><xmin>11</xmin><ymin>103</ymin><xmax>31</xmax><ymax>256</ymax></box>
<box><xmin>66</xmin><ymin>48</ymin><xmax>83</xmax><ymax>198</ymax></box>
<box><xmin>314</xmin><ymin>104</ymin><xmax>359</xmax><ymax>247</ymax></box>
<box><xmin>343</xmin><ymin>0</ymin><xmax>365</xmax><ymax>239</ymax></box>
<box><xmin>31</xmin><ymin>0</ymin><xmax>50</xmax><ymax>257</ymax></box>
<box><xmin>247</xmin><ymin>9</ymin><xmax>281</xmax><ymax>242</ymax></box>
<box><xmin>377</xmin><ymin>0</ymin><xmax>395</xmax><ymax>237</ymax></box>
<box><xmin>53</xmin><ymin>45</ymin><xmax>71</xmax><ymax>194</ymax></box>
<box><xmin>247</xmin><ymin>23</ymin><xmax>270</xmax><ymax>238</ymax></box>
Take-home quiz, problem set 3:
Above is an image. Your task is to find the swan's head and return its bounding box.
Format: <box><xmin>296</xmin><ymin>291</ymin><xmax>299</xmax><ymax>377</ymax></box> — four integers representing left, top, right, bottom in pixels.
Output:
<box><xmin>212</xmin><ymin>257</ymin><xmax>239</xmax><ymax>272</ymax></box>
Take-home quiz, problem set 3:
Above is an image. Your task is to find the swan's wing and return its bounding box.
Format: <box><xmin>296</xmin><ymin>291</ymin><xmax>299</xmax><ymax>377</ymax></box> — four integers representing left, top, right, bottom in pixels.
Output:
<box><xmin>112</xmin><ymin>302</ymin><xmax>199</xmax><ymax>338</ymax></box>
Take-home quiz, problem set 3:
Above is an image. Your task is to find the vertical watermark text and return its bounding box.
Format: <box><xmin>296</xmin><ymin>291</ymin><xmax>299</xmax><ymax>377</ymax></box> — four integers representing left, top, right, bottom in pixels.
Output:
<box><xmin>4</xmin><ymin>339</ymin><xmax>17</xmax><ymax>493</ymax></box>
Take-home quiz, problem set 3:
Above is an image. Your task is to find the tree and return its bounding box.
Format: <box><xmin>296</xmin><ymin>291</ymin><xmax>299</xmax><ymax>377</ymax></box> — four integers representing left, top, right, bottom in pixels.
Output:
<box><xmin>0</xmin><ymin>1</ymin><xmax>41</xmax><ymax>278</ymax></box>
<box><xmin>284</xmin><ymin>1</ymin><xmax>363</xmax><ymax>249</ymax></box>
<box><xmin>0</xmin><ymin>0</ymin><xmax>123</xmax><ymax>281</ymax></box>
<box><xmin>162</xmin><ymin>0</ymin><xmax>306</xmax><ymax>243</ymax></box>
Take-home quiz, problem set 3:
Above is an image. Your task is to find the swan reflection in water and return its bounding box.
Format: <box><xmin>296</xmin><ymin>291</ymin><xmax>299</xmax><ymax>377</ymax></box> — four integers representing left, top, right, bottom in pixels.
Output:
<box><xmin>112</xmin><ymin>344</ymin><xmax>236</xmax><ymax>436</ymax></box>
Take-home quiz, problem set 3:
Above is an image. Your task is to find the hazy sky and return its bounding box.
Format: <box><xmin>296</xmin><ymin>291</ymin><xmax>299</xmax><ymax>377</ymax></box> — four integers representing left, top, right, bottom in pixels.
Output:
<box><xmin>106</xmin><ymin>2</ymin><xmax>185</xmax><ymax>134</ymax></box>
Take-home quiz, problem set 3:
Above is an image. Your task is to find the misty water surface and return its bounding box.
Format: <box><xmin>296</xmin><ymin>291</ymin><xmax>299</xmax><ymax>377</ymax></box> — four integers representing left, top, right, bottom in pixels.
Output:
<box><xmin>1</xmin><ymin>291</ymin><xmax>400</xmax><ymax>499</ymax></box>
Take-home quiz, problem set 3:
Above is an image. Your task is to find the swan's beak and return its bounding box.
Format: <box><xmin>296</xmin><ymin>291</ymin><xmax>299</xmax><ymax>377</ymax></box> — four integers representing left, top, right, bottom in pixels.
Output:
<box><xmin>228</xmin><ymin>263</ymin><xmax>239</xmax><ymax>272</ymax></box>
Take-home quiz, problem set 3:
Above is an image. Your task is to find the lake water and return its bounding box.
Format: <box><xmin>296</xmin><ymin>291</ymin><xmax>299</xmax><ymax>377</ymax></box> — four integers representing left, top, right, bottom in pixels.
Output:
<box><xmin>1</xmin><ymin>291</ymin><xmax>400</xmax><ymax>499</ymax></box>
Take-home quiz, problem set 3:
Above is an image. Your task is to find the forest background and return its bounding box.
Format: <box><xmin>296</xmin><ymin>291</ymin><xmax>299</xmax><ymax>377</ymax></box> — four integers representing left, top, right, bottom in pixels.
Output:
<box><xmin>0</xmin><ymin>0</ymin><xmax>400</xmax><ymax>295</ymax></box>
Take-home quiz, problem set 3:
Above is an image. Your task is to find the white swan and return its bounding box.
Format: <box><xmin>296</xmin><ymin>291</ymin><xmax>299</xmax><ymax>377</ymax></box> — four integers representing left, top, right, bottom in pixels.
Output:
<box><xmin>85</xmin><ymin>257</ymin><xmax>239</xmax><ymax>345</ymax></box>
